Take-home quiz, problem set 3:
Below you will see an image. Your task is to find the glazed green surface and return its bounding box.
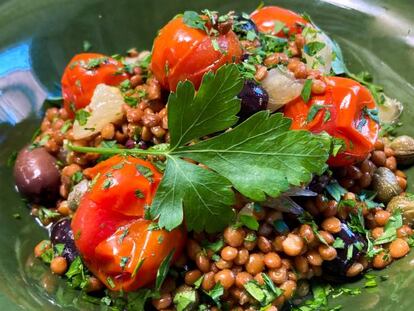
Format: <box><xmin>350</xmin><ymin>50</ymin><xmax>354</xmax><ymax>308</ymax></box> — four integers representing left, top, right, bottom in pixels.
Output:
<box><xmin>0</xmin><ymin>0</ymin><xmax>413</xmax><ymax>310</ymax></box>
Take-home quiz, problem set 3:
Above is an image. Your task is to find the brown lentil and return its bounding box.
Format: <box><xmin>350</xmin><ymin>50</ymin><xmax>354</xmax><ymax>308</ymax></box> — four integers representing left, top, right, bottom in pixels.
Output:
<box><xmin>221</xmin><ymin>246</ymin><xmax>238</xmax><ymax>261</ymax></box>
<box><xmin>224</xmin><ymin>227</ymin><xmax>246</xmax><ymax>247</ymax></box>
<box><xmin>50</xmin><ymin>256</ymin><xmax>68</xmax><ymax>275</ymax></box>
<box><xmin>234</xmin><ymin>249</ymin><xmax>249</xmax><ymax>265</ymax></box>
<box><xmin>371</xmin><ymin>150</ymin><xmax>387</xmax><ymax>166</ymax></box>
<box><xmin>373</xmin><ymin>251</ymin><xmax>392</xmax><ymax>269</ymax></box>
<box><xmin>282</xmin><ymin>233</ymin><xmax>304</xmax><ymax>256</ymax></box>
<box><xmin>214</xmin><ymin>269</ymin><xmax>235</xmax><ymax>289</ymax></box>
<box><xmin>257</xmin><ymin>236</ymin><xmax>272</xmax><ymax>253</ymax></box>
<box><xmin>321</xmin><ymin>217</ymin><xmax>342</xmax><ymax>233</ymax></box>
<box><xmin>245</xmin><ymin>253</ymin><xmax>265</xmax><ymax>275</ymax></box>
<box><xmin>372</xmin><ymin>227</ymin><xmax>384</xmax><ymax>240</ymax></box>
<box><xmin>264</xmin><ymin>252</ymin><xmax>282</xmax><ymax>269</ymax></box>
<box><xmin>195</xmin><ymin>252</ymin><xmax>210</xmax><ymax>273</ymax></box>
<box><xmin>254</xmin><ymin>65</ymin><xmax>268</xmax><ymax>81</ymax></box>
<box><xmin>101</xmin><ymin>123</ymin><xmax>115</xmax><ymax>140</ymax></box>
<box><xmin>184</xmin><ymin>270</ymin><xmax>202</xmax><ymax>285</ymax></box>
<box><xmin>216</xmin><ymin>258</ymin><xmax>233</xmax><ymax>270</ymax></box>
<box><xmin>152</xmin><ymin>293</ymin><xmax>172</xmax><ymax>310</ymax></box>
<box><xmin>389</xmin><ymin>238</ymin><xmax>410</xmax><ymax>259</ymax></box>
<box><xmin>397</xmin><ymin>176</ymin><xmax>407</xmax><ymax>190</ymax></box>
<box><xmin>318</xmin><ymin>245</ymin><xmax>337</xmax><ymax>261</ymax></box>
<box><xmin>346</xmin><ymin>263</ymin><xmax>364</xmax><ymax>277</ymax></box>
<box><xmin>397</xmin><ymin>225</ymin><xmax>413</xmax><ymax>238</ymax></box>
<box><xmin>34</xmin><ymin>240</ymin><xmax>51</xmax><ymax>258</ymax></box>
<box><xmin>306</xmin><ymin>250</ymin><xmax>323</xmax><ymax>266</ymax></box>
<box><xmin>318</xmin><ymin>231</ymin><xmax>334</xmax><ymax>245</ymax></box>
<box><xmin>201</xmin><ymin>272</ymin><xmax>216</xmax><ymax>291</ymax></box>
<box><xmin>385</xmin><ymin>156</ymin><xmax>397</xmax><ymax>171</ymax></box>
<box><xmin>85</xmin><ymin>276</ymin><xmax>104</xmax><ymax>292</ymax></box>
<box><xmin>235</xmin><ymin>272</ymin><xmax>253</xmax><ymax>288</ymax></box>
<box><xmin>374</xmin><ymin>210</ymin><xmax>391</xmax><ymax>227</ymax></box>
<box><xmin>280</xmin><ymin>280</ymin><xmax>297</xmax><ymax>299</ymax></box>
<box><xmin>268</xmin><ymin>267</ymin><xmax>287</xmax><ymax>284</ymax></box>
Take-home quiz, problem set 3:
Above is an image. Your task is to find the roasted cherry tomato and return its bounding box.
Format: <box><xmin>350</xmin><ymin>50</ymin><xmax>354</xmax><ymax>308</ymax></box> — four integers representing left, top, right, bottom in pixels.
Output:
<box><xmin>61</xmin><ymin>53</ymin><xmax>129</xmax><ymax>116</ymax></box>
<box><xmin>151</xmin><ymin>16</ymin><xmax>243</xmax><ymax>91</ymax></box>
<box><xmin>82</xmin><ymin>156</ymin><xmax>162</xmax><ymax>217</ymax></box>
<box><xmin>92</xmin><ymin>219</ymin><xmax>185</xmax><ymax>291</ymax></box>
<box><xmin>71</xmin><ymin>156</ymin><xmax>186</xmax><ymax>291</ymax></box>
<box><xmin>283</xmin><ymin>77</ymin><xmax>379</xmax><ymax>167</ymax></box>
<box><xmin>250</xmin><ymin>6</ymin><xmax>308</xmax><ymax>37</ymax></box>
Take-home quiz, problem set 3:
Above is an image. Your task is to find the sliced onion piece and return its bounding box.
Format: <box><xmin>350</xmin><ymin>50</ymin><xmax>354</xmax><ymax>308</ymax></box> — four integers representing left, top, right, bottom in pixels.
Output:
<box><xmin>261</xmin><ymin>67</ymin><xmax>304</xmax><ymax>112</ymax></box>
<box><xmin>378</xmin><ymin>94</ymin><xmax>403</xmax><ymax>124</ymax></box>
<box><xmin>72</xmin><ymin>84</ymin><xmax>125</xmax><ymax>140</ymax></box>
<box><xmin>302</xmin><ymin>26</ymin><xmax>333</xmax><ymax>75</ymax></box>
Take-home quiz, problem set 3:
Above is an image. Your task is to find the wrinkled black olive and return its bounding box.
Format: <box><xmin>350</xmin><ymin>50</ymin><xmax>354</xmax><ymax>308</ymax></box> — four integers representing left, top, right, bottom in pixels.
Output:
<box><xmin>322</xmin><ymin>222</ymin><xmax>366</xmax><ymax>282</ymax></box>
<box><xmin>50</xmin><ymin>218</ymin><xmax>79</xmax><ymax>263</ymax></box>
<box><xmin>308</xmin><ymin>174</ymin><xmax>332</xmax><ymax>194</ymax></box>
<box><xmin>233</xmin><ymin>15</ymin><xmax>259</xmax><ymax>38</ymax></box>
<box><xmin>14</xmin><ymin>146</ymin><xmax>60</xmax><ymax>204</ymax></box>
<box><xmin>237</xmin><ymin>80</ymin><xmax>268</xmax><ymax>120</ymax></box>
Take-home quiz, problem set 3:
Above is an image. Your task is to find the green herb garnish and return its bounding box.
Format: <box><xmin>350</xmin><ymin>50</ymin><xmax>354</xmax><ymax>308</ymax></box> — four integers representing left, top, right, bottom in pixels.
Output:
<box><xmin>75</xmin><ymin>109</ymin><xmax>90</xmax><ymax>126</ymax></box>
<box><xmin>68</xmin><ymin>65</ymin><xmax>330</xmax><ymax>233</ymax></box>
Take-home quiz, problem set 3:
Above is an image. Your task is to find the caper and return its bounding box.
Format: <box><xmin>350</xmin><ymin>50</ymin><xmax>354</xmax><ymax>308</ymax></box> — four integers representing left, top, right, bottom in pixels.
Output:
<box><xmin>67</xmin><ymin>180</ymin><xmax>89</xmax><ymax>211</ymax></box>
<box><xmin>387</xmin><ymin>194</ymin><xmax>414</xmax><ymax>226</ymax></box>
<box><xmin>371</xmin><ymin>167</ymin><xmax>402</xmax><ymax>203</ymax></box>
<box><xmin>390</xmin><ymin>135</ymin><xmax>414</xmax><ymax>165</ymax></box>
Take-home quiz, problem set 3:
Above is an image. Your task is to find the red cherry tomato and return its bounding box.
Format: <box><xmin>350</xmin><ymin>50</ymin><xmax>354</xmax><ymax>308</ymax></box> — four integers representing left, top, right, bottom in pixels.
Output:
<box><xmin>250</xmin><ymin>6</ymin><xmax>308</xmax><ymax>37</ymax></box>
<box><xmin>71</xmin><ymin>156</ymin><xmax>186</xmax><ymax>291</ymax></box>
<box><xmin>283</xmin><ymin>77</ymin><xmax>379</xmax><ymax>167</ymax></box>
<box><xmin>92</xmin><ymin>219</ymin><xmax>185</xmax><ymax>291</ymax></box>
<box><xmin>151</xmin><ymin>16</ymin><xmax>243</xmax><ymax>91</ymax></box>
<box><xmin>61</xmin><ymin>53</ymin><xmax>129</xmax><ymax>117</ymax></box>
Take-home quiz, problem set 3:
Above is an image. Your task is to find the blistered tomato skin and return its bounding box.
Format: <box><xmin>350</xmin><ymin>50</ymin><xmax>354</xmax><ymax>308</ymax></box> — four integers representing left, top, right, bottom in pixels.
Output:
<box><xmin>92</xmin><ymin>219</ymin><xmax>186</xmax><ymax>291</ymax></box>
<box><xmin>61</xmin><ymin>53</ymin><xmax>129</xmax><ymax>117</ymax></box>
<box><xmin>151</xmin><ymin>16</ymin><xmax>243</xmax><ymax>91</ymax></box>
<box><xmin>283</xmin><ymin>77</ymin><xmax>379</xmax><ymax>167</ymax></box>
<box><xmin>71</xmin><ymin>156</ymin><xmax>186</xmax><ymax>291</ymax></box>
<box><xmin>250</xmin><ymin>6</ymin><xmax>308</xmax><ymax>37</ymax></box>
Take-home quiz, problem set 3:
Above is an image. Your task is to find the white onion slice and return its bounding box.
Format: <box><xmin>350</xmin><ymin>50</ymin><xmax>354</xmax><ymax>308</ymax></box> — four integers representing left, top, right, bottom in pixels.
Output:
<box><xmin>261</xmin><ymin>67</ymin><xmax>304</xmax><ymax>112</ymax></box>
<box><xmin>302</xmin><ymin>26</ymin><xmax>333</xmax><ymax>75</ymax></box>
<box><xmin>72</xmin><ymin>84</ymin><xmax>125</xmax><ymax>140</ymax></box>
<box><xmin>378</xmin><ymin>95</ymin><xmax>403</xmax><ymax>124</ymax></box>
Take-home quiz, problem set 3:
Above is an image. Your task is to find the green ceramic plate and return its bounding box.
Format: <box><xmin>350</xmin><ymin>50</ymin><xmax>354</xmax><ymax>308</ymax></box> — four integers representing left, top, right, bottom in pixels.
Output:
<box><xmin>0</xmin><ymin>0</ymin><xmax>413</xmax><ymax>310</ymax></box>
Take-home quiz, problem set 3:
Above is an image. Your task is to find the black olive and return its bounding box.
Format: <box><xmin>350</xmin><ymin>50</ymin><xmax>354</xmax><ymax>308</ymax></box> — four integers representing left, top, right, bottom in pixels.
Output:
<box><xmin>322</xmin><ymin>222</ymin><xmax>367</xmax><ymax>282</ymax></box>
<box><xmin>50</xmin><ymin>218</ymin><xmax>79</xmax><ymax>264</ymax></box>
<box><xmin>308</xmin><ymin>174</ymin><xmax>332</xmax><ymax>194</ymax></box>
<box><xmin>237</xmin><ymin>80</ymin><xmax>268</xmax><ymax>120</ymax></box>
<box><xmin>233</xmin><ymin>15</ymin><xmax>259</xmax><ymax>38</ymax></box>
<box><xmin>13</xmin><ymin>146</ymin><xmax>60</xmax><ymax>204</ymax></box>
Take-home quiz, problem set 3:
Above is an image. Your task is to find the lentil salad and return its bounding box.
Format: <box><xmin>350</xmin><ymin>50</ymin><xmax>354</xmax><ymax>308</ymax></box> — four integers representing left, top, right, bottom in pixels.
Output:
<box><xmin>11</xmin><ymin>5</ymin><xmax>414</xmax><ymax>311</ymax></box>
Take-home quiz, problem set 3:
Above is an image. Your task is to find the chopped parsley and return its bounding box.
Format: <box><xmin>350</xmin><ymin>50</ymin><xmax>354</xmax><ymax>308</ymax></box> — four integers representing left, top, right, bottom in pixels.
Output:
<box><xmin>118</xmin><ymin>228</ymin><xmax>129</xmax><ymax>244</ymax></box>
<box><xmin>135</xmin><ymin>189</ymin><xmax>145</xmax><ymax>199</ymax></box>
<box><xmin>306</xmin><ymin>104</ymin><xmax>331</xmax><ymax>123</ymax></box>
<box><xmin>131</xmin><ymin>258</ymin><xmax>145</xmax><ymax>278</ymax></box>
<box><xmin>301</xmin><ymin>79</ymin><xmax>313</xmax><ymax>103</ymax></box>
<box><xmin>304</xmin><ymin>41</ymin><xmax>326</xmax><ymax>56</ymax></box>
<box><xmin>84</xmin><ymin>57</ymin><xmax>108</xmax><ymax>69</ymax></box>
<box><xmin>120</xmin><ymin>256</ymin><xmax>130</xmax><ymax>269</ymax></box>
<box><xmin>75</xmin><ymin>109</ymin><xmax>90</xmax><ymax>126</ymax></box>
<box><xmin>238</xmin><ymin>214</ymin><xmax>259</xmax><ymax>231</ymax></box>
<box><xmin>155</xmin><ymin>250</ymin><xmax>175</xmax><ymax>290</ymax></box>
<box><xmin>102</xmin><ymin>178</ymin><xmax>113</xmax><ymax>190</ymax></box>
<box><xmin>136</xmin><ymin>164</ymin><xmax>154</xmax><ymax>182</ymax></box>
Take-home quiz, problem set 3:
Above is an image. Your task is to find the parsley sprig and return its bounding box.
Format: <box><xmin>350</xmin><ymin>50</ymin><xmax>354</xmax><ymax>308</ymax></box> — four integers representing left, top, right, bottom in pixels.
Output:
<box><xmin>68</xmin><ymin>64</ymin><xmax>330</xmax><ymax>232</ymax></box>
